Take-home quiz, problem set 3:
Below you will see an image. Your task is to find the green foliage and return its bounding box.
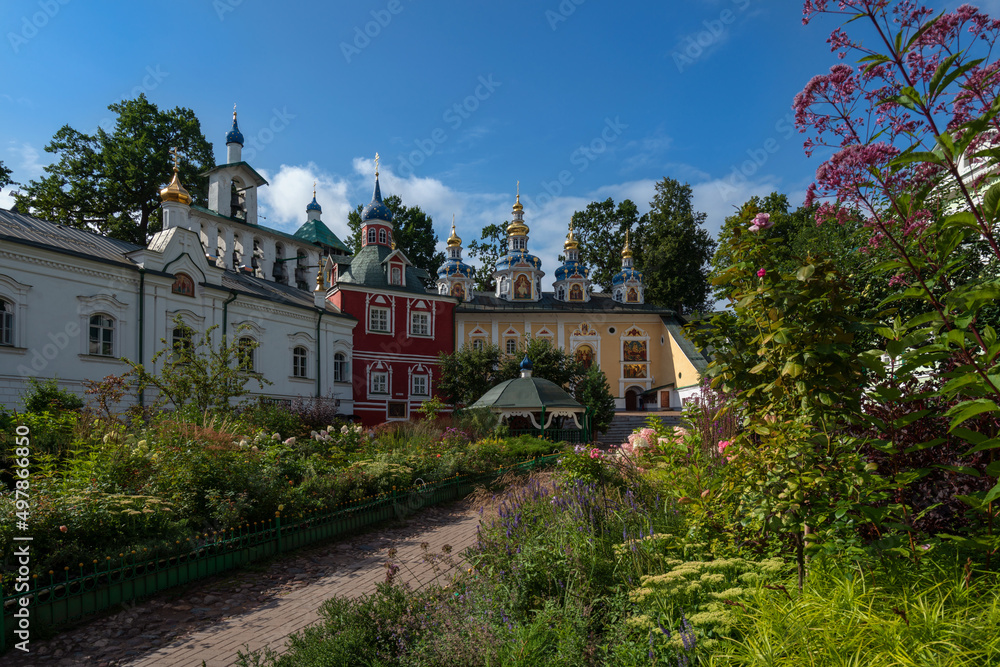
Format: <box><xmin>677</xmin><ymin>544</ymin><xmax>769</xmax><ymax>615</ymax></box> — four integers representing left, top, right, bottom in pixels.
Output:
<box><xmin>125</xmin><ymin>315</ymin><xmax>271</xmax><ymax>414</ymax></box>
<box><xmin>466</xmin><ymin>221</ymin><xmax>507</xmax><ymax>292</ymax></box>
<box><xmin>22</xmin><ymin>377</ymin><xmax>84</xmax><ymax>413</ymax></box>
<box><xmin>436</xmin><ymin>342</ymin><xmax>504</xmax><ymax>406</ymax></box>
<box><xmin>417</xmin><ymin>396</ymin><xmax>446</xmax><ymax>421</ymax></box>
<box><xmin>497</xmin><ymin>337</ymin><xmax>585</xmax><ymax>390</ymax></box>
<box><xmin>567</xmin><ymin>197</ymin><xmax>644</xmax><ymax>291</ymax></box>
<box><xmin>634</xmin><ymin>177</ymin><xmax>716</xmax><ymax>314</ymax></box>
<box><xmin>13</xmin><ymin>94</ymin><xmax>214</xmax><ymax>245</ymax></box>
<box><xmin>574</xmin><ymin>364</ymin><xmax>616</xmax><ymax>434</ymax></box>
<box><xmin>0</xmin><ymin>159</ymin><xmax>13</xmax><ymax>191</ymax></box>
<box><xmin>346</xmin><ymin>194</ymin><xmax>444</xmax><ymax>286</ymax></box>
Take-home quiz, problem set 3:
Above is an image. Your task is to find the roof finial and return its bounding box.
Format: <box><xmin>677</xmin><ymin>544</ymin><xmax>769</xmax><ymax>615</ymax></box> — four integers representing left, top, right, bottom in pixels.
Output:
<box><xmin>516</xmin><ymin>180</ymin><xmax>520</xmax><ymax>203</ymax></box>
<box><xmin>313</xmin><ymin>180</ymin><xmax>317</xmax><ymax>198</ymax></box>
<box><xmin>233</xmin><ymin>103</ymin><xmax>237</xmax><ymax>120</ymax></box>
<box><xmin>170</xmin><ymin>146</ymin><xmax>179</xmax><ymax>171</ymax></box>
<box><xmin>375</xmin><ymin>152</ymin><xmax>380</xmax><ymax>177</ymax></box>
<box><xmin>452</xmin><ymin>213</ymin><xmax>456</xmax><ymax>233</ymax></box>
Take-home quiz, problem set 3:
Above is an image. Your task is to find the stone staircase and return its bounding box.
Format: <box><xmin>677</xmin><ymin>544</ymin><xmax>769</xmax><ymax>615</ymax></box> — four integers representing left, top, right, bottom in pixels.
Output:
<box><xmin>597</xmin><ymin>411</ymin><xmax>685</xmax><ymax>447</ymax></box>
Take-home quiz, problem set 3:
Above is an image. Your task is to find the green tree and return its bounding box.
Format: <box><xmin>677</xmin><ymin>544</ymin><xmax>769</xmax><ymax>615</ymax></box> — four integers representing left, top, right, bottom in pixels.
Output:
<box><xmin>497</xmin><ymin>337</ymin><xmax>584</xmax><ymax>390</ymax></box>
<box><xmin>436</xmin><ymin>343</ymin><xmax>504</xmax><ymax>406</ymax></box>
<box><xmin>14</xmin><ymin>94</ymin><xmax>214</xmax><ymax>245</ymax></box>
<box><xmin>634</xmin><ymin>178</ymin><xmax>716</xmax><ymax>314</ymax></box>
<box><xmin>466</xmin><ymin>222</ymin><xmax>507</xmax><ymax>292</ymax></box>
<box><xmin>125</xmin><ymin>315</ymin><xmax>270</xmax><ymax>415</ymax></box>
<box><xmin>567</xmin><ymin>198</ymin><xmax>645</xmax><ymax>291</ymax></box>
<box><xmin>346</xmin><ymin>194</ymin><xmax>444</xmax><ymax>286</ymax></box>
<box><xmin>574</xmin><ymin>364</ymin><xmax>616</xmax><ymax>435</ymax></box>
<box><xmin>0</xmin><ymin>160</ymin><xmax>13</xmax><ymax>193</ymax></box>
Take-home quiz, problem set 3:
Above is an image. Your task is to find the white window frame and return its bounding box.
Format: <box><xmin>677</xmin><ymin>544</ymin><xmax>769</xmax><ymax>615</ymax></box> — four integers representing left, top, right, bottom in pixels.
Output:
<box><xmin>88</xmin><ymin>313</ymin><xmax>116</xmax><ymax>357</ymax></box>
<box><xmin>410</xmin><ymin>311</ymin><xmax>430</xmax><ymax>336</ymax></box>
<box><xmin>367</xmin><ymin>228</ymin><xmax>377</xmax><ymax>244</ymax></box>
<box><xmin>292</xmin><ymin>345</ymin><xmax>308</xmax><ymax>378</ymax></box>
<box><xmin>506</xmin><ymin>338</ymin><xmax>517</xmax><ymax>354</ymax></box>
<box><xmin>370</xmin><ymin>371</ymin><xmax>388</xmax><ymax>394</ymax></box>
<box><xmin>411</xmin><ymin>374</ymin><xmax>429</xmax><ymax>397</ymax></box>
<box><xmin>0</xmin><ymin>298</ymin><xmax>14</xmax><ymax>347</ymax></box>
<box><xmin>333</xmin><ymin>351</ymin><xmax>349</xmax><ymax>383</ymax></box>
<box><xmin>379</xmin><ymin>228</ymin><xmax>387</xmax><ymax>245</ymax></box>
<box><xmin>238</xmin><ymin>336</ymin><xmax>257</xmax><ymax>372</ymax></box>
<box><xmin>369</xmin><ymin>306</ymin><xmax>390</xmax><ymax>333</ymax></box>
<box><xmin>472</xmin><ymin>338</ymin><xmax>485</xmax><ymax>351</ymax></box>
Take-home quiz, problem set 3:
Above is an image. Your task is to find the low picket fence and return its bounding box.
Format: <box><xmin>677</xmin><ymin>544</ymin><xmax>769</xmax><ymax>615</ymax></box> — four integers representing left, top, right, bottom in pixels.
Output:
<box><xmin>1</xmin><ymin>453</ymin><xmax>561</xmax><ymax>653</ymax></box>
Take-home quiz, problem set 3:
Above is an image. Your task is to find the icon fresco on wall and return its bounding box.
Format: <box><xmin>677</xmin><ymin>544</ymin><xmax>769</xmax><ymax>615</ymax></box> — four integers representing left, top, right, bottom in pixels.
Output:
<box><xmin>624</xmin><ymin>340</ymin><xmax>647</xmax><ymax>362</ymax></box>
<box><xmin>624</xmin><ymin>363</ymin><xmax>647</xmax><ymax>378</ymax></box>
<box><xmin>514</xmin><ymin>274</ymin><xmax>531</xmax><ymax>300</ymax></box>
<box><xmin>575</xmin><ymin>344</ymin><xmax>594</xmax><ymax>369</ymax></box>
<box><xmin>627</xmin><ymin>287</ymin><xmax>639</xmax><ymax>303</ymax></box>
<box><xmin>569</xmin><ymin>283</ymin><xmax>584</xmax><ymax>301</ymax></box>
<box><xmin>452</xmin><ymin>283</ymin><xmax>465</xmax><ymax>300</ymax></box>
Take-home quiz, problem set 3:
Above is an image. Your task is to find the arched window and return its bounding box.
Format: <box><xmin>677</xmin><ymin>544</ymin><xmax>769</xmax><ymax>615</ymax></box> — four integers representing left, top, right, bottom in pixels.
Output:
<box><xmin>367</xmin><ymin>228</ymin><xmax>377</xmax><ymax>245</ymax></box>
<box><xmin>557</xmin><ymin>286</ymin><xmax>565</xmax><ymax>301</ymax></box>
<box><xmin>333</xmin><ymin>352</ymin><xmax>348</xmax><ymax>383</ymax></box>
<box><xmin>237</xmin><ymin>336</ymin><xmax>256</xmax><ymax>372</ymax></box>
<box><xmin>379</xmin><ymin>229</ymin><xmax>387</xmax><ymax>245</ymax></box>
<box><xmin>0</xmin><ymin>299</ymin><xmax>13</xmax><ymax>346</ymax></box>
<box><xmin>506</xmin><ymin>338</ymin><xmax>517</xmax><ymax>354</ymax></box>
<box><xmin>171</xmin><ymin>325</ymin><xmax>193</xmax><ymax>360</ymax></box>
<box><xmin>472</xmin><ymin>339</ymin><xmax>485</xmax><ymax>351</ymax></box>
<box><xmin>89</xmin><ymin>314</ymin><xmax>115</xmax><ymax>357</ymax></box>
<box><xmin>292</xmin><ymin>346</ymin><xmax>308</xmax><ymax>378</ymax></box>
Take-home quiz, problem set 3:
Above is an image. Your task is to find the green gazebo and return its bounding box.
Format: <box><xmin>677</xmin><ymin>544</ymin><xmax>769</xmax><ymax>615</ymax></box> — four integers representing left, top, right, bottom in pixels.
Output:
<box><xmin>470</xmin><ymin>356</ymin><xmax>592</xmax><ymax>443</ymax></box>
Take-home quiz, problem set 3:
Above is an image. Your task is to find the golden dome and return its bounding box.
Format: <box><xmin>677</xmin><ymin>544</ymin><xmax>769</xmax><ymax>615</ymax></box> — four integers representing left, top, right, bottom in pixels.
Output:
<box><xmin>508</xmin><ymin>220</ymin><xmax>529</xmax><ymax>236</ymax></box>
<box><xmin>512</xmin><ymin>193</ymin><xmax>523</xmax><ymax>212</ymax></box>
<box><xmin>447</xmin><ymin>215</ymin><xmax>462</xmax><ymax>248</ymax></box>
<box><xmin>564</xmin><ymin>223</ymin><xmax>579</xmax><ymax>250</ymax></box>
<box><xmin>621</xmin><ymin>229</ymin><xmax>633</xmax><ymax>259</ymax></box>
<box><xmin>160</xmin><ymin>166</ymin><xmax>192</xmax><ymax>205</ymax></box>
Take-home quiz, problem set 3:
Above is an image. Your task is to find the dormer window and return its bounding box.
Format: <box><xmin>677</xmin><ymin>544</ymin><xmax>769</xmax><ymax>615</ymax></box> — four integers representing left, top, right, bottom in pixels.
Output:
<box><xmin>390</xmin><ymin>265</ymin><xmax>402</xmax><ymax>285</ymax></box>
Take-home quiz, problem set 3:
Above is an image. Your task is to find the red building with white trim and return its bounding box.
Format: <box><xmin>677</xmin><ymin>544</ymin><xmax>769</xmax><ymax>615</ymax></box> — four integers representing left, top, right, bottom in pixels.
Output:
<box><xmin>326</xmin><ymin>165</ymin><xmax>456</xmax><ymax>426</ymax></box>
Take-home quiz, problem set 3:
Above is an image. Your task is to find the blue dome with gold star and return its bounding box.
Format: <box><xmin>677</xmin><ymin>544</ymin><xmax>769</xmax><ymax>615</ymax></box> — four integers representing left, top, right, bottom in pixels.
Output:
<box><xmin>361</xmin><ymin>174</ymin><xmax>393</xmax><ymax>223</ymax></box>
<box><xmin>438</xmin><ymin>258</ymin><xmax>475</xmax><ymax>279</ymax></box>
<box><xmin>495</xmin><ymin>250</ymin><xmax>541</xmax><ymax>271</ymax></box>
<box><xmin>555</xmin><ymin>260</ymin><xmax>588</xmax><ymax>281</ymax></box>
<box><xmin>226</xmin><ymin>112</ymin><xmax>244</xmax><ymax>146</ymax></box>
<box><xmin>612</xmin><ymin>267</ymin><xmax>643</xmax><ymax>285</ymax></box>
<box><xmin>306</xmin><ymin>196</ymin><xmax>322</xmax><ymax>213</ymax></box>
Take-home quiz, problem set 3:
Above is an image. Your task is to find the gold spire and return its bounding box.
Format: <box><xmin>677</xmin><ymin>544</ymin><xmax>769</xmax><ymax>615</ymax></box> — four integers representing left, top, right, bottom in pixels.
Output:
<box><xmin>564</xmin><ymin>220</ymin><xmax>579</xmax><ymax>250</ymax></box>
<box><xmin>313</xmin><ymin>180</ymin><xmax>317</xmax><ymax>199</ymax></box>
<box><xmin>374</xmin><ymin>153</ymin><xmax>380</xmax><ymax>177</ymax></box>
<box><xmin>233</xmin><ymin>103</ymin><xmax>237</xmax><ymax>121</ymax></box>
<box><xmin>622</xmin><ymin>229</ymin><xmax>633</xmax><ymax>259</ymax></box>
<box><xmin>447</xmin><ymin>214</ymin><xmax>462</xmax><ymax>248</ymax></box>
<box><xmin>512</xmin><ymin>180</ymin><xmax>523</xmax><ymax>212</ymax></box>
<box><xmin>160</xmin><ymin>147</ymin><xmax>192</xmax><ymax>205</ymax></box>
<box><xmin>315</xmin><ymin>267</ymin><xmax>325</xmax><ymax>291</ymax></box>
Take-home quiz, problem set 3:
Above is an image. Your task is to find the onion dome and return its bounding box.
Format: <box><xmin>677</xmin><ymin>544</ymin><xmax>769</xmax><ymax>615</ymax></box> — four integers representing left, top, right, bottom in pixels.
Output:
<box><xmin>612</xmin><ymin>268</ymin><xmax>643</xmax><ymax>285</ymax></box>
<box><xmin>361</xmin><ymin>157</ymin><xmax>393</xmax><ymax>223</ymax></box>
<box><xmin>226</xmin><ymin>108</ymin><xmax>244</xmax><ymax>146</ymax></box>
<box><xmin>507</xmin><ymin>193</ymin><xmax>529</xmax><ymax>236</ymax></box>
<box><xmin>520</xmin><ymin>355</ymin><xmax>533</xmax><ymax>371</ymax></box>
<box><xmin>446</xmin><ymin>216</ymin><xmax>462</xmax><ymax>248</ymax></box>
<box><xmin>160</xmin><ymin>150</ymin><xmax>191</xmax><ymax>205</ymax></box>
<box><xmin>306</xmin><ymin>183</ymin><xmax>322</xmax><ymax>213</ymax></box>
<box><xmin>554</xmin><ymin>262</ymin><xmax>589</xmax><ymax>281</ymax></box>
<box><xmin>564</xmin><ymin>224</ymin><xmax>580</xmax><ymax>250</ymax></box>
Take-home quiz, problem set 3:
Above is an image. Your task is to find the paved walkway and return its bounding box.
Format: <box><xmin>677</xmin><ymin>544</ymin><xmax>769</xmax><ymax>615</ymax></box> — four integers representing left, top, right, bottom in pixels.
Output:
<box><xmin>7</xmin><ymin>499</ymin><xmax>482</xmax><ymax>667</ymax></box>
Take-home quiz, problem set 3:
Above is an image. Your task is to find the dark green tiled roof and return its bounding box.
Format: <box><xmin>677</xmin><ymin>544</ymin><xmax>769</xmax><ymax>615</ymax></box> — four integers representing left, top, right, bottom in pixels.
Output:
<box><xmin>294</xmin><ymin>219</ymin><xmax>350</xmax><ymax>253</ymax></box>
<box><xmin>335</xmin><ymin>245</ymin><xmax>430</xmax><ymax>294</ymax></box>
<box><xmin>471</xmin><ymin>376</ymin><xmax>583</xmax><ymax>410</ymax></box>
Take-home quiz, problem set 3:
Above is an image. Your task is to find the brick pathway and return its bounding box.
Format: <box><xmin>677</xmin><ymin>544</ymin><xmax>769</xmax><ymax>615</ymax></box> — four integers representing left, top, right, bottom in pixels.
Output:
<box><xmin>6</xmin><ymin>499</ymin><xmax>482</xmax><ymax>667</ymax></box>
<box><xmin>129</xmin><ymin>503</ymin><xmax>481</xmax><ymax>667</ymax></box>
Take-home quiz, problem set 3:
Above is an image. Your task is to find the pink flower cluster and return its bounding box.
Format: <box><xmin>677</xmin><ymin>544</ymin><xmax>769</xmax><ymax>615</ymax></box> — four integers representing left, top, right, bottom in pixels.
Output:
<box><xmin>589</xmin><ymin>448</ymin><xmax>603</xmax><ymax>459</ymax></box>
<box><xmin>718</xmin><ymin>440</ymin><xmax>735</xmax><ymax>462</ymax></box>
<box><xmin>748</xmin><ymin>213</ymin><xmax>773</xmax><ymax>232</ymax></box>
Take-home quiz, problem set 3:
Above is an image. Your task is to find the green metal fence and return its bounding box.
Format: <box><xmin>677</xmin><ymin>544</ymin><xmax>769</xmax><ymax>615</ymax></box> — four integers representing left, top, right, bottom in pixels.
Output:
<box><xmin>1</xmin><ymin>453</ymin><xmax>560</xmax><ymax>654</ymax></box>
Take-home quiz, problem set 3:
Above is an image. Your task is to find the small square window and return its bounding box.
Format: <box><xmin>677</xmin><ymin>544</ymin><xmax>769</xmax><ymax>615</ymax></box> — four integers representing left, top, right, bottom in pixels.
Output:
<box><xmin>472</xmin><ymin>339</ymin><xmax>484</xmax><ymax>351</ymax></box>
<box><xmin>411</xmin><ymin>374</ymin><xmax>428</xmax><ymax>396</ymax></box>
<box><xmin>370</xmin><ymin>307</ymin><xmax>390</xmax><ymax>333</ymax></box>
<box><xmin>388</xmin><ymin>402</ymin><xmax>407</xmax><ymax>419</ymax></box>
<box><xmin>370</xmin><ymin>371</ymin><xmax>388</xmax><ymax>394</ymax></box>
<box><xmin>410</xmin><ymin>312</ymin><xmax>430</xmax><ymax>336</ymax></box>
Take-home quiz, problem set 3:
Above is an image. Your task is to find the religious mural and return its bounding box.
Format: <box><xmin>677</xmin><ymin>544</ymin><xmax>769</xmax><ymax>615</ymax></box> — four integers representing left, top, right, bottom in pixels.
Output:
<box><xmin>171</xmin><ymin>273</ymin><xmax>195</xmax><ymax>297</ymax></box>
<box><xmin>513</xmin><ymin>274</ymin><xmax>532</xmax><ymax>299</ymax></box>
<box><xmin>627</xmin><ymin>287</ymin><xmax>639</xmax><ymax>303</ymax></box>
<box><xmin>569</xmin><ymin>283</ymin><xmax>584</xmax><ymax>301</ymax></box>
<box><xmin>624</xmin><ymin>340</ymin><xmax>647</xmax><ymax>362</ymax></box>
<box><xmin>452</xmin><ymin>283</ymin><xmax>465</xmax><ymax>300</ymax></box>
<box><xmin>624</xmin><ymin>364</ymin><xmax>647</xmax><ymax>378</ymax></box>
<box><xmin>575</xmin><ymin>344</ymin><xmax>594</xmax><ymax>369</ymax></box>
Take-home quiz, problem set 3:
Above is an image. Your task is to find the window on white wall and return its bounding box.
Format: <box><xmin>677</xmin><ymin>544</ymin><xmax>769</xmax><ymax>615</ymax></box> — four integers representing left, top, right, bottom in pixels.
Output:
<box><xmin>88</xmin><ymin>314</ymin><xmax>115</xmax><ymax>357</ymax></box>
<box><xmin>370</xmin><ymin>371</ymin><xmax>388</xmax><ymax>394</ymax></box>
<box><xmin>0</xmin><ymin>299</ymin><xmax>13</xmax><ymax>346</ymax></box>
<box><xmin>369</xmin><ymin>307</ymin><xmax>390</xmax><ymax>332</ymax></box>
<box><xmin>410</xmin><ymin>311</ymin><xmax>429</xmax><ymax>336</ymax></box>
<box><xmin>292</xmin><ymin>346</ymin><xmax>308</xmax><ymax>378</ymax></box>
<box><xmin>411</xmin><ymin>374</ymin><xmax>428</xmax><ymax>396</ymax></box>
<box><xmin>333</xmin><ymin>352</ymin><xmax>349</xmax><ymax>382</ymax></box>
<box><xmin>238</xmin><ymin>336</ymin><xmax>256</xmax><ymax>372</ymax></box>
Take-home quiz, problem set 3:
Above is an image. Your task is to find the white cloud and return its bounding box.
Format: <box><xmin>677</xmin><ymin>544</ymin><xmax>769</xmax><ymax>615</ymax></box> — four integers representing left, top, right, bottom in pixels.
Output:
<box><xmin>255</xmin><ymin>163</ymin><xmax>353</xmax><ymax>240</ymax></box>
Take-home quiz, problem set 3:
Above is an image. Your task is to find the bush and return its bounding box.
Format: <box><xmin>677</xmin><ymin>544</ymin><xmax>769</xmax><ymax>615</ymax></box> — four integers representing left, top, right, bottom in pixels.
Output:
<box><xmin>22</xmin><ymin>377</ymin><xmax>84</xmax><ymax>413</ymax></box>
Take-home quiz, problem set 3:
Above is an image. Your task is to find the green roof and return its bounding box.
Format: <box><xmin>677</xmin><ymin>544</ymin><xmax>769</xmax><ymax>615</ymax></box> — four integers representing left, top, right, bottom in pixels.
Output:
<box><xmin>294</xmin><ymin>219</ymin><xmax>350</xmax><ymax>253</ymax></box>
<box><xmin>336</xmin><ymin>244</ymin><xmax>431</xmax><ymax>294</ymax></box>
<box><xmin>470</xmin><ymin>376</ymin><xmax>584</xmax><ymax>411</ymax></box>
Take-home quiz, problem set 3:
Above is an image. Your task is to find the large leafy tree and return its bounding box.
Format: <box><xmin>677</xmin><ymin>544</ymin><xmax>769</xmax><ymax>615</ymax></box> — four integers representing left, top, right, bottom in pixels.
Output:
<box><xmin>634</xmin><ymin>178</ymin><xmax>716</xmax><ymax>314</ymax></box>
<box><xmin>14</xmin><ymin>94</ymin><xmax>214</xmax><ymax>245</ymax></box>
<box><xmin>346</xmin><ymin>194</ymin><xmax>444</xmax><ymax>286</ymax></box>
<box><xmin>567</xmin><ymin>198</ymin><xmax>644</xmax><ymax>292</ymax></box>
<box><xmin>0</xmin><ymin>160</ymin><xmax>13</xmax><ymax>193</ymax></box>
<box><xmin>466</xmin><ymin>222</ymin><xmax>507</xmax><ymax>292</ymax></box>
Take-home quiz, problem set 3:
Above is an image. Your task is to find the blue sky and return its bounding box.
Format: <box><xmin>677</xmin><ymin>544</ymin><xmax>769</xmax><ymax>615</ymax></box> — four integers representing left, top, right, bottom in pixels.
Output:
<box><xmin>2</xmin><ymin>0</ymin><xmax>993</xmax><ymax>280</ymax></box>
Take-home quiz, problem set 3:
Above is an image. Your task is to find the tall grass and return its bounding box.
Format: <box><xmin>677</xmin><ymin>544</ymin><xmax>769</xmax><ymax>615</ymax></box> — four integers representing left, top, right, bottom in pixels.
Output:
<box><xmin>708</xmin><ymin>557</ymin><xmax>1000</xmax><ymax>666</ymax></box>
